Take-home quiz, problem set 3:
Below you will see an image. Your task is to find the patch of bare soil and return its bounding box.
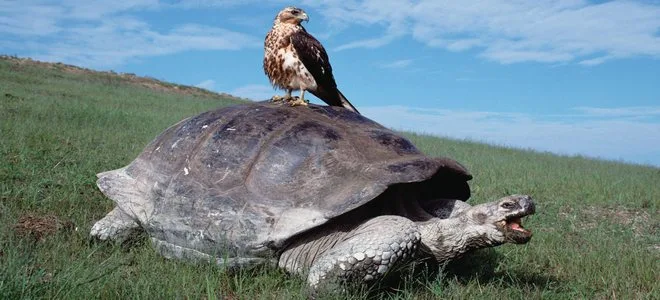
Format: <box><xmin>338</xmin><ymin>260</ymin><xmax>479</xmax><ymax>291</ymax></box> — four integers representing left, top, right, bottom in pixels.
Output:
<box><xmin>560</xmin><ymin>205</ymin><xmax>657</xmax><ymax>238</ymax></box>
<box><xmin>584</xmin><ymin>206</ymin><xmax>655</xmax><ymax>236</ymax></box>
<box><xmin>14</xmin><ymin>213</ymin><xmax>75</xmax><ymax>241</ymax></box>
<box><xmin>1</xmin><ymin>55</ymin><xmax>248</xmax><ymax>101</ymax></box>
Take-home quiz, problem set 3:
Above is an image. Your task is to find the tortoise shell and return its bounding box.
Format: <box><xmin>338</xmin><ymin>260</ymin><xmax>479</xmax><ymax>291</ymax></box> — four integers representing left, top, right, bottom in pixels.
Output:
<box><xmin>96</xmin><ymin>102</ymin><xmax>471</xmax><ymax>259</ymax></box>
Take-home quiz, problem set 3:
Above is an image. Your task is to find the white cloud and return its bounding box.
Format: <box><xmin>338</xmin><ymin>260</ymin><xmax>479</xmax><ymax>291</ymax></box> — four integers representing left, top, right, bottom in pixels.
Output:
<box><xmin>578</xmin><ymin>56</ymin><xmax>613</xmax><ymax>66</ymax></box>
<box><xmin>230</xmin><ymin>84</ymin><xmax>275</xmax><ymax>100</ymax></box>
<box><xmin>0</xmin><ymin>1</ymin><xmax>260</xmax><ymax>67</ymax></box>
<box><xmin>0</xmin><ymin>3</ymin><xmax>64</xmax><ymax>36</ymax></box>
<box><xmin>195</xmin><ymin>79</ymin><xmax>216</xmax><ymax>91</ymax></box>
<box><xmin>379</xmin><ymin>59</ymin><xmax>413</xmax><ymax>69</ymax></box>
<box><xmin>360</xmin><ymin>105</ymin><xmax>660</xmax><ymax>167</ymax></box>
<box><xmin>165</xmin><ymin>0</ymin><xmax>286</xmax><ymax>9</ymax></box>
<box><xmin>572</xmin><ymin>106</ymin><xmax>660</xmax><ymax>119</ymax></box>
<box><xmin>335</xmin><ymin>33</ymin><xmax>402</xmax><ymax>51</ymax></box>
<box><xmin>306</xmin><ymin>0</ymin><xmax>660</xmax><ymax>65</ymax></box>
<box><xmin>5</xmin><ymin>1</ymin><xmax>657</xmax><ymax>66</ymax></box>
<box><xmin>63</xmin><ymin>1</ymin><xmax>160</xmax><ymax>19</ymax></box>
<box><xmin>29</xmin><ymin>21</ymin><xmax>259</xmax><ymax>67</ymax></box>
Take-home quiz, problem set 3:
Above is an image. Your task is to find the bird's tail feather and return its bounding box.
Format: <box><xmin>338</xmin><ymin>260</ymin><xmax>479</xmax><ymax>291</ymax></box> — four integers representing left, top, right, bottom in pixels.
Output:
<box><xmin>337</xmin><ymin>90</ymin><xmax>360</xmax><ymax>114</ymax></box>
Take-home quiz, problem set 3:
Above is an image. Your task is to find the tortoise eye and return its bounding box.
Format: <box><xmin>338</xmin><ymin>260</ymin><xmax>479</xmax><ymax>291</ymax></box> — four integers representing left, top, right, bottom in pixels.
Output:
<box><xmin>502</xmin><ymin>202</ymin><xmax>515</xmax><ymax>209</ymax></box>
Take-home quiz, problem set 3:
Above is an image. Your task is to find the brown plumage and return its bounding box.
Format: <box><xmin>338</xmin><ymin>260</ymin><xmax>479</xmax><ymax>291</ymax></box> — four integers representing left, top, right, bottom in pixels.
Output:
<box><xmin>264</xmin><ymin>6</ymin><xmax>359</xmax><ymax>114</ymax></box>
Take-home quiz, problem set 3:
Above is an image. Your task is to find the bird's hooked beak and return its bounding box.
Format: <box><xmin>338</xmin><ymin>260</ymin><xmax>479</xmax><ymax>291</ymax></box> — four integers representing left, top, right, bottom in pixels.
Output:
<box><xmin>299</xmin><ymin>12</ymin><xmax>309</xmax><ymax>23</ymax></box>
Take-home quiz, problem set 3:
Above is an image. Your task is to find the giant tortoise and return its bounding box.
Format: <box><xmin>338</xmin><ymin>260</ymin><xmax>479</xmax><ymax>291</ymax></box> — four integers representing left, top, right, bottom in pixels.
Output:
<box><xmin>90</xmin><ymin>101</ymin><xmax>535</xmax><ymax>288</ymax></box>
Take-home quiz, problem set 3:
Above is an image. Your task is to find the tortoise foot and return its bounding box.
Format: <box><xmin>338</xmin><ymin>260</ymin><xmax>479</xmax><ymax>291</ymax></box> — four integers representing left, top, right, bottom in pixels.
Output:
<box><xmin>90</xmin><ymin>207</ymin><xmax>140</xmax><ymax>241</ymax></box>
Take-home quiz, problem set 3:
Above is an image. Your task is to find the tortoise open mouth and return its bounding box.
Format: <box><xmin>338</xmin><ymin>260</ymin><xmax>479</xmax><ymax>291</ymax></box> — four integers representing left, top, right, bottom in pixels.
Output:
<box><xmin>497</xmin><ymin>216</ymin><xmax>533</xmax><ymax>244</ymax></box>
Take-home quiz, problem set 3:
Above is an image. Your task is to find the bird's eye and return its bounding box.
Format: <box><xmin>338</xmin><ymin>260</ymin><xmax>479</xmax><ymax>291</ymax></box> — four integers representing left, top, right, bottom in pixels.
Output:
<box><xmin>291</xmin><ymin>10</ymin><xmax>300</xmax><ymax>14</ymax></box>
<box><xmin>502</xmin><ymin>202</ymin><xmax>515</xmax><ymax>209</ymax></box>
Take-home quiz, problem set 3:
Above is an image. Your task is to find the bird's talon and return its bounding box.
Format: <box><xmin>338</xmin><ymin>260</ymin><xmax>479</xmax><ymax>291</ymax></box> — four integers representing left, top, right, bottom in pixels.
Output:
<box><xmin>272</xmin><ymin>95</ymin><xmax>295</xmax><ymax>104</ymax></box>
<box><xmin>288</xmin><ymin>98</ymin><xmax>309</xmax><ymax>107</ymax></box>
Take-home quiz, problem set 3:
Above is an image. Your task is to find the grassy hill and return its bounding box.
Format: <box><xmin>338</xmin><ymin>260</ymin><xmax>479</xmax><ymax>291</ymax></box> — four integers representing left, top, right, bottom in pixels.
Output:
<box><xmin>1</xmin><ymin>55</ymin><xmax>658</xmax><ymax>299</ymax></box>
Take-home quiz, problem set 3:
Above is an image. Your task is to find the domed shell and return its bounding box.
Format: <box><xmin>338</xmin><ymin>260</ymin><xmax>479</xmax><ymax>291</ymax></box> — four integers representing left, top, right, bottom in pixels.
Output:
<box><xmin>96</xmin><ymin>102</ymin><xmax>471</xmax><ymax>259</ymax></box>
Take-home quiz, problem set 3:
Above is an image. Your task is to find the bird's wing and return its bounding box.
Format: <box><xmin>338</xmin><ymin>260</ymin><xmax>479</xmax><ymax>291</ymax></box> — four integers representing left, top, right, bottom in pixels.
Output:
<box><xmin>290</xmin><ymin>30</ymin><xmax>351</xmax><ymax>108</ymax></box>
<box><xmin>291</xmin><ymin>30</ymin><xmax>359</xmax><ymax>113</ymax></box>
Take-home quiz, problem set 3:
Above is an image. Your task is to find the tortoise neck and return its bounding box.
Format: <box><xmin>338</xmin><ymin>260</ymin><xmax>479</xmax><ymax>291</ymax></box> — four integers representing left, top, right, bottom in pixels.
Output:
<box><xmin>418</xmin><ymin>214</ymin><xmax>501</xmax><ymax>263</ymax></box>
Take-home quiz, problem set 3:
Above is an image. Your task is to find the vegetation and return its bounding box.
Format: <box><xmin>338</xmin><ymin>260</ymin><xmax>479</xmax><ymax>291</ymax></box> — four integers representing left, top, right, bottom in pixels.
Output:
<box><xmin>1</xmin><ymin>56</ymin><xmax>658</xmax><ymax>299</ymax></box>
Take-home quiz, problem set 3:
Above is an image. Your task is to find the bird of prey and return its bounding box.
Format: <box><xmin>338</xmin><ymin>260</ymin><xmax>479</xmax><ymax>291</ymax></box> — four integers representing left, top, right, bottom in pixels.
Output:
<box><xmin>264</xmin><ymin>6</ymin><xmax>359</xmax><ymax>114</ymax></box>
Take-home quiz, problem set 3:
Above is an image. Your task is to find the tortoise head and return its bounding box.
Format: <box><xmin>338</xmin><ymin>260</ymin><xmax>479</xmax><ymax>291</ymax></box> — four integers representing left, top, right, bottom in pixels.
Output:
<box><xmin>418</xmin><ymin>194</ymin><xmax>536</xmax><ymax>263</ymax></box>
<box><xmin>466</xmin><ymin>194</ymin><xmax>536</xmax><ymax>244</ymax></box>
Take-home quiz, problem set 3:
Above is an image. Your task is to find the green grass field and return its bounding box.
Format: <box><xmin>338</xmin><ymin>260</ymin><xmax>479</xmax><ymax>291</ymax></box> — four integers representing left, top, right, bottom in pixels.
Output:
<box><xmin>1</xmin><ymin>56</ymin><xmax>658</xmax><ymax>299</ymax></box>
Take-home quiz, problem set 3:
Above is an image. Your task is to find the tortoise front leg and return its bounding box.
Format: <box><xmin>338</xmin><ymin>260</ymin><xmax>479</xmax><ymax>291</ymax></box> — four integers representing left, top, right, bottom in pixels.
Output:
<box><xmin>306</xmin><ymin>215</ymin><xmax>421</xmax><ymax>289</ymax></box>
<box><xmin>90</xmin><ymin>206</ymin><xmax>140</xmax><ymax>241</ymax></box>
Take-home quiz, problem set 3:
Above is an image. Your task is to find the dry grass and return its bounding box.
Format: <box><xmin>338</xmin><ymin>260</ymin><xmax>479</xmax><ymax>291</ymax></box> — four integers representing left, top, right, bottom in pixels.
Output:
<box><xmin>14</xmin><ymin>213</ymin><xmax>74</xmax><ymax>241</ymax></box>
<box><xmin>559</xmin><ymin>205</ymin><xmax>656</xmax><ymax>236</ymax></box>
<box><xmin>1</xmin><ymin>55</ymin><xmax>246</xmax><ymax>100</ymax></box>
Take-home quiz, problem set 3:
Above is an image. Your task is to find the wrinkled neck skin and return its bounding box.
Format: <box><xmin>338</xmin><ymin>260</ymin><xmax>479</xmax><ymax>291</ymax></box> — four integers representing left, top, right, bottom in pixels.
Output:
<box><xmin>418</xmin><ymin>204</ymin><xmax>503</xmax><ymax>264</ymax></box>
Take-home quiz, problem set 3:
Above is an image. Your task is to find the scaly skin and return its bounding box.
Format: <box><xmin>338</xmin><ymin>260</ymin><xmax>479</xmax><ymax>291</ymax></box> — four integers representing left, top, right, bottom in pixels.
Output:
<box><xmin>278</xmin><ymin>195</ymin><xmax>535</xmax><ymax>288</ymax></box>
<box><xmin>280</xmin><ymin>216</ymin><xmax>420</xmax><ymax>288</ymax></box>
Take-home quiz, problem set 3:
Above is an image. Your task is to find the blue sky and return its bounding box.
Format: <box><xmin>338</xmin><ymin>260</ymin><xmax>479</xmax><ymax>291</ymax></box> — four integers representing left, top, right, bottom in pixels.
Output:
<box><xmin>2</xmin><ymin>0</ymin><xmax>659</xmax><ymax>167</ymax></box>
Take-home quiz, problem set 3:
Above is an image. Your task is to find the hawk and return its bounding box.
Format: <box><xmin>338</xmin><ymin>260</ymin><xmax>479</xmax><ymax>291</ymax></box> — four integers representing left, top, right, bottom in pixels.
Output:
<box><xmin>264</xmin><ymin>6</ymin><xmax>359</xmax><ymax>114</ymax></box>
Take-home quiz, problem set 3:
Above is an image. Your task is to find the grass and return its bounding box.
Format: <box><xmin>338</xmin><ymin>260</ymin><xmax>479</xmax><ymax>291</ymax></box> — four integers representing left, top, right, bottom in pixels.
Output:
<box><xmin>1</xmin><ymin>55</ymin><xmax>658</xmax><ymax>299</ymax></box>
